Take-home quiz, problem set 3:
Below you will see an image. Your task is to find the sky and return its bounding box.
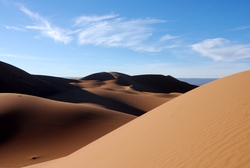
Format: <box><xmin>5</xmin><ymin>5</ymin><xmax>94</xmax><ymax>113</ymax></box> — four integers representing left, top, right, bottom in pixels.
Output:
<box><xmin>0</xmin><ymin>0</ymin><xmax>249</xmax><ymax>78</ymax></box>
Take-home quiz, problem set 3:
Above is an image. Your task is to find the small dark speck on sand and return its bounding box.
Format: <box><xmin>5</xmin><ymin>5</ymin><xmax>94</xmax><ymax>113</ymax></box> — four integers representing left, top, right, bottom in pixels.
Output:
<box><xmin>31</xmin><ymin>156</ymin><xmax>38</xmax><ymax>160</ymax></box>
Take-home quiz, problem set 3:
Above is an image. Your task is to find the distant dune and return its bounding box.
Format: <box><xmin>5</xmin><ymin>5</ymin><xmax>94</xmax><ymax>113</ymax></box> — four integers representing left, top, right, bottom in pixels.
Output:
<box><xmin>0</xmin><ymin>61</ymin><xmax>59</xmax><ymax>97</ymax></box>
<box><xmin>0</xmin><ymin>61</ymin><xmax>196</xmax><ymax>116</ymax></box>
<box><xmin>83</xmin><ymin>72</ymin><xmax>197</xmax><ymax>93</ymax></box>
<box><xmin>0</xmin><ymin>61</ymin><xmax>197</xmax><ymax>167</ymax></box>
<box><xmin>25</xmin><ymin>70</ymin><xmax>250</xmax><ymax>168</ymax></box>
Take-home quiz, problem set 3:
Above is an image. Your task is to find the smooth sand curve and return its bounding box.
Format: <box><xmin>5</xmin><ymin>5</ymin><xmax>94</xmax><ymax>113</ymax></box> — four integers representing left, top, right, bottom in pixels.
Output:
<box><xmin>0</xmin><ymin>93</ymin><xmax>136</xmax><ymax>167</ymax></box>
<box><xmin>26</xmin><ymin>70</ymin><xmax>250</xmax><ymax>168</ymax></box>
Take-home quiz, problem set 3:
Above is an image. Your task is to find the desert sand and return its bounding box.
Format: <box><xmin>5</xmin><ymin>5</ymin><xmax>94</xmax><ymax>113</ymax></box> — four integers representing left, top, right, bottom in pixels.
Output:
<box><xmin>24</xmin><ymin>70</ymin><xmax>250</xmax><ymax>168</ymax></box>
<box><xmin>0</xmin><ymin>61</ymin><xmax>197</xmax><ymax>167</ymax></box>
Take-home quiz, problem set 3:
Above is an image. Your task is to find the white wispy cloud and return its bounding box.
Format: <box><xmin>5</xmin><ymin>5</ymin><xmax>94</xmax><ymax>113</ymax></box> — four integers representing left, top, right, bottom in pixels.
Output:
<box><xmin>19</xmin><ymin>5</ymin><xmax>73</xmax><ymax>44</ymax></box>
<box><xmin>191</xmin><ymin>38</ymin><xmax>250</xmax><ymax>61</ymax></box>
<box><xmin>160</xmin><ymin>34</ymin><xmax>179</xmax><ymax>41</ymax></box>
<box><xmin>133</xmin><ymin>46</ymin><xmax>162</xmax><ymax>52</ymax></box>
<box><xmin>75</xmin><ymin>14</ymin><xmax>118</xmax><ymax>24</ymax></box>
<box><xmin>75</xmin><ymin>15</ymin><xmax>171</xmax><ymax>52</ymax></box>
<box><xmin>12</xmin><ymin>5</ymin><xmax>179</xmax><ymax>52</ymax></box>
<box><xmin>229</xmin><ymin>25</ymin><xmax>250</xmax><ymax>31</ymax></box>
<box><xmin>3</xmin><ymin>25</ymin><xmax>24</xmax><ymax>31</ymax></box>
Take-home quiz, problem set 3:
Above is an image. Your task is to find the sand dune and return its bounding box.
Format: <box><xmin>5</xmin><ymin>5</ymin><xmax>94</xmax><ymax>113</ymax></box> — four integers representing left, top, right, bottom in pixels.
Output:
<box><xmin>0</xmin><ymin>61</ymin><xmax>195</xmax><ymax>116</ymax></box>
<box><xmin>47</xmin><ymin>83</ymin><xmax>179</xmax><ymax>116</ymax></box>
<box><xmin>82</xmin><ymin>72</ymin><xmax>117</xmax><ymax>81</ymax></box>
<box><xmin>130</xmin><ymin>74</ymin><xmax>197</xmax><ymax>93</ymax></box>
<box><xmin>0</xmin><ymin>61</ymin><xmax>198</xmax><ymax>167</ymax></box>
<box><xmin>82</xmin><ymin>72</ymin><xmax>197</xmax><ymax>93</ymax></box>
<box><xmin>0</xmin><ymin>93</ymin><xmax>136</xmax><ymax>167</ymax></box>
<box><xmin>0</xmin><ymin>61</ymin><xmax>59</xmax><ymax>97</ymax></box>
<box><xmin>26</xmin><ymin>70</ymin><xmax>250</xmax><ymax>168</ymax></box>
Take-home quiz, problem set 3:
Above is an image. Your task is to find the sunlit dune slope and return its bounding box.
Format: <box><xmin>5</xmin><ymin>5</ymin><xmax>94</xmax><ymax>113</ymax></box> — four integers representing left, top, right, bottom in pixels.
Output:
<box><xmin>31</xmin><ymin>70</ymin><xmax>250</xmax><ymax>168</ymax></box>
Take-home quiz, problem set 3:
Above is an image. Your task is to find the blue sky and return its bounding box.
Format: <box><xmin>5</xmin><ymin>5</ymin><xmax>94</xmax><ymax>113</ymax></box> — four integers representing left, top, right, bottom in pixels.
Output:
<box><xmin>0</xmin><ymin>0</ymin><xmax>249</xmax><ymax>78</ymax></box>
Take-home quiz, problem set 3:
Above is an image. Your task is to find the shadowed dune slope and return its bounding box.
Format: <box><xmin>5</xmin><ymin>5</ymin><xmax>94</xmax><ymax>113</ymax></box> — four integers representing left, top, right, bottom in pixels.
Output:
<box><xmin>82</xmin><ymin>72</ymin><xmax>116</xmax><ymax>81</ymax></box>
<box><xmin>130</xmin><ymin>74</ymin><xmax>197</xmax><ymax>93</ymax></box>
<box><xmin>30</xmin><ymin>70</ymin><xmax>250</xmax><ymax>168</ymax></box>
<box><xmin>81</xmin><ymin>72</ymin><xmax>197</xmax><ymax>93</ymax></box>
<box><xmin>47</xmin><ymin>77</ymin><xmax>180</xmax><ymax>116</ymax></box>
<box><xmin>34</xmin><ymin>75</ymin><xmax>81</xmax><ymax>89</ymax></box>
<box><xmin>0</xmin><ymin>61</ymin><xmax>58</xmax><ymax>97</ymax></box>
<box><xmin>0</xmin><ymin>93</ymin><xmax>135</xmax><ymax>167</ymax></box>
<box><xmin>0</xmin><ymin>61</ymin><xmax>196</xmax><ymax>98</ymax></box>
<box><xmin>0</xmin><ymin>61</ymin><xmax>186</xmax><ymax>116</ymax></box>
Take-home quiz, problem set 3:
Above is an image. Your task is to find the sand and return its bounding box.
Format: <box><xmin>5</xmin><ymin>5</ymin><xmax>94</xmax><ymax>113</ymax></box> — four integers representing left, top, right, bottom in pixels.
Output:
<box><xmin>24</xmin><ymin>70</ymin><xmax>250</xmax><ymax>168</ymax></box>
<box><xmin>0</xmin><ymin>61</ymin><xmax>197</xmax><ymax>167</ymax></box>
<box><xmin>0</xmin><ymin>93</ymin><xmax>136</xmax><ymax>167</ymax></box>
<box><xmin>0</xmin><ymin>61</ymin><xmax>58</xmax><ymax>97</ymax></box>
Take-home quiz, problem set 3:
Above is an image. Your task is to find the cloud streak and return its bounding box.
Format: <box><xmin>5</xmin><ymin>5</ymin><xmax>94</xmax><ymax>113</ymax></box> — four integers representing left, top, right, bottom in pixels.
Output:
<box><xmin>75</xmin><ymin>14</ymin><xmax>118</xmax><ymax>24</ymax></box>
<box><xmin>19</xmin><ymin>5</ymin><xmax>73</xmax><ymax>44</ymax></box>
<box><xmin>3</xmin><ymin>25</ymin><xmax>24</xmax><ymax>31</ymax></box>
<box><xmin>191</xmin><ymin>38</ymin><xmax>250</xmax><ymax>61</ymax></box>
<box><xmin>160</xmin><ymin>34</ymin><xmax>179</xmax><ymax>41</ymax></box>
<box><xmin>229</xmin><ymin>25</ymin><xmax>250</xmax><ymax>31</ymax></box>
<box><xmin>75</xmin><ymin>15</ymin><xmax>167</xmax><ymax>52</ymax></box>
<box><xmin>8</xmin><ymin>5</ymin><xmax>179</xmax><ymax>52</ymax></box>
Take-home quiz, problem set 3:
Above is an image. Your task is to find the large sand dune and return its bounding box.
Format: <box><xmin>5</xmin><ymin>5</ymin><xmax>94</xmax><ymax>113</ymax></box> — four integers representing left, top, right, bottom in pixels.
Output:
<box><xmin>0</xmin><ymin>61</ymin><xmax>58</xmax><ymax>97</ymax></box>
<box><xmin>0</xmin><ymin>93</ymin><xmax>136</xmax><ymax>167</ymax></box>
<box><xmin>25</xmin><ymin>70</ymin><xmax>250</xmax><ymax>168</ymax></box>
<box><xmin>0</xmin><ymin>61</ymin><xmax>197</xmax><ymax>167</ymax></box>
<box><xmin>0</xmin><ymin>61</ymin><xmax>195</xmax><ymax>116</ymax></box>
